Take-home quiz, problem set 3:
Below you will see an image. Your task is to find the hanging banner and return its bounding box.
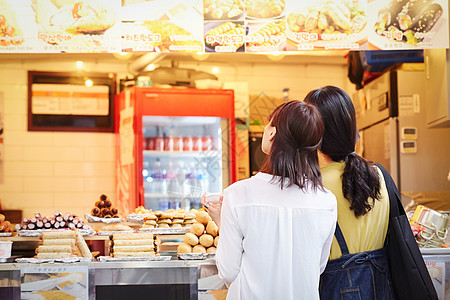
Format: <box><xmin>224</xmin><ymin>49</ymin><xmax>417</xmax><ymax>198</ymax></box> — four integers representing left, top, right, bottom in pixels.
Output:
<box><xmin>0</xmin><ymin>0</ymin><xmax>448</xmax><ymax>53</ymax></box>
<box><xmin>368</xmin><ymin>0</ymin><xmax>449</xmax><ymax>49</ymax></box>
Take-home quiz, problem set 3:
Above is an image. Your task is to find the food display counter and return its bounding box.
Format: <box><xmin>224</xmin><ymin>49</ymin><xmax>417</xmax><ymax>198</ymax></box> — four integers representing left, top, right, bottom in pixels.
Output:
<box><xmin>0</xmin><ymin>259</ymin><xmax>215</xmax><ymax>300</ymax></box>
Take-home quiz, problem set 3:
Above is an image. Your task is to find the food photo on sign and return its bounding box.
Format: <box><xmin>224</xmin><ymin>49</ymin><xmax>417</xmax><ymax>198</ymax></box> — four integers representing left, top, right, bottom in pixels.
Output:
<box><xmin>284</xmin><ymin>0</ymin><xmax>368</xmax><ymax>51</ymax></box>
<box><xmin>33</xmin><ymin>0</ymin><xmax>121</xmax><ymax>52</ymax></box>
<box><xmin>204</xmin><ymin>21</ymin><xmax>246</xmax><ymax>52</ymax></box>
<box><xmin>121</xmin><ymin>0</ymin><xmax>203</xmax><ymax>52</ymax></box>
<box><xmin>368</xmin><ymin>0</ymin><xmax>449</xmax><ymax>49</ymax></box>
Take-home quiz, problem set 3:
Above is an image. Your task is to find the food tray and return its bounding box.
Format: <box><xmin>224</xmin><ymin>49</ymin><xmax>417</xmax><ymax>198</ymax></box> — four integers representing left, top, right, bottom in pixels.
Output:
<box><xmin>178</xmin><ymin>253</ymin><xmax>215</xmax><ymax>260</ymax></box>
<box><xmin>97</xmin><ymin>230</ymin><xmax>135</xmax><ymax>236</ymax></box>
<box><xmin>97</xmin><ymin>256</ymin><xmax>172</xmax><ymax>262</ymax></box>
<box><xmin>85</xmin><ymin>214</ymin><xmax>122</xmax><ymax>223</ymax></box>
<box><xmin>0</xmin><ymin>232</ymin><xmax>13</xmax><ymax>237</ymax></box>
<box><xmin>420</xmin><ymin>247</ymin><xmax>450</xmax><ymax>255</ymax></box>
<box><xmin>126</xmin><ymin>214</ymin><xmax>154</xmax><ymax>223</ymax></box>
<box><xmin>18</xmin><ymin>229</ymin><xmax>95</xmax><ymax>237</ymax></box>
<box><xmin>16</xmin><ymin>257</ymin><xmax>93</xmax><ymax>264</ymax></box>
<box><xmin>139</xmin><ymin>227</ymin><xmax>190</xmax><ymax>234</ymax></box>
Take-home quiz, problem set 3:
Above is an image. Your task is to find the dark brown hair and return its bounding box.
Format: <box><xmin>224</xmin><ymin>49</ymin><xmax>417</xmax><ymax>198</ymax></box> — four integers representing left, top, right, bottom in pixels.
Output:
<box><xmin>304</xmin><ymin>86</ymin><xmax>381</xmax><ymax>217</ymax></box>
<box><xmin>260</xmin><ymin>100</ymin><xmax>324</xmax><ymax>191</ymax></box>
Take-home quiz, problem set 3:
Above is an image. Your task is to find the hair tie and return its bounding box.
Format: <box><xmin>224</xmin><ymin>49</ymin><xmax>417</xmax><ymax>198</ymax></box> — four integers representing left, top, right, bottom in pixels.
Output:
<box><xmin>344</xmin><ymin>151</ymin><xmax>357</xmax><ymax>163</ymax></box>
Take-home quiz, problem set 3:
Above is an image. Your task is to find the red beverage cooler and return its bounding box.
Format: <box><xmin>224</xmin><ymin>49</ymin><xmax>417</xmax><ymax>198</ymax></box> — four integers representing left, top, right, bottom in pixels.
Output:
<box><xmin>115</xmin><ymin>87</ymin><xmax>236</xmax><ymax>214</ymax></box>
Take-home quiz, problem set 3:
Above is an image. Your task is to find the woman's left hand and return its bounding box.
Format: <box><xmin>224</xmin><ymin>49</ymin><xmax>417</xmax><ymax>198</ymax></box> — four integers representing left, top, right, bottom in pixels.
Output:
<box><xmin>201</xmin><ymin>193</ymin><xmax>223</xmax><ymax>228</ymax></box>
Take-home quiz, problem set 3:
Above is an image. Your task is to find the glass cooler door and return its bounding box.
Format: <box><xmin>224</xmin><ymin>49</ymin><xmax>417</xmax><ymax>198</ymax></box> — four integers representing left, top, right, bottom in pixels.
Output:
<box><xmin>142</xmin><ymin>116</ymin><xmax>230</xmax><ymax>211</ymax></box>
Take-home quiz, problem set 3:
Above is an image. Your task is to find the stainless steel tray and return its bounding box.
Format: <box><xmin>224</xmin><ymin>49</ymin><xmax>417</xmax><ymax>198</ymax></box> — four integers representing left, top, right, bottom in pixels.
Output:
<box><xmin>0</xmin><ymin>256</ymin><xmax>20</xmax><ymax>263</ymax></box>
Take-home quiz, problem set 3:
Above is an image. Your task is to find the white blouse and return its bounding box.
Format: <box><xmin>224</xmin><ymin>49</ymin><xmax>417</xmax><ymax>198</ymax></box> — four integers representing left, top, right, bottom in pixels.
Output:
<box><xmin>216</xmin><ymin>172</ymin><xmax>337</xmax><ymax>300</ymax></box>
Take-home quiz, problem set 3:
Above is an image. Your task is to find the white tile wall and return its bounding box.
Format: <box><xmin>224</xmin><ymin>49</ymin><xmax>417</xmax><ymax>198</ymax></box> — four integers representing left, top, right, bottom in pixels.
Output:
<box><xmin>0</xmin><ymin>56</ymin><xmax>352</xmax><ymax>221</ymax></box>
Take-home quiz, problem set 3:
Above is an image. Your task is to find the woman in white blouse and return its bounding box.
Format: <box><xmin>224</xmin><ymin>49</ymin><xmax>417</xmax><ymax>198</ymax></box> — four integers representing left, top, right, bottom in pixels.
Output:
<box><xmin>204</xmin><ymin>100</ymin><xmax>337</xmax><ymax>299</ymax></box>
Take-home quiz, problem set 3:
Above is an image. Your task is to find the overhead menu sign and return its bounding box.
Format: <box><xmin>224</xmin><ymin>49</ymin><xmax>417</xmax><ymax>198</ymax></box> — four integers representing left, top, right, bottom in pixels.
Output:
<box><xmin>0</xmin><ymin>0</ymin><xmax>448</xmax><ymax>53</ymax></box>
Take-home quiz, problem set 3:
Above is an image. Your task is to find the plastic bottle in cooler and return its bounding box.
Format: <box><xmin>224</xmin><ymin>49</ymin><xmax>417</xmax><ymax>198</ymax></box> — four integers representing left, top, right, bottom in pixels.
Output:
<box><xmin>197</xmin><ymin>162</ymin><xmax>210</xmax><ymax>194</ymax></box>
<box><xmin>150</xmin><ymin>158</ymin><xmax>163</xmax><ymax>194</ymax></box>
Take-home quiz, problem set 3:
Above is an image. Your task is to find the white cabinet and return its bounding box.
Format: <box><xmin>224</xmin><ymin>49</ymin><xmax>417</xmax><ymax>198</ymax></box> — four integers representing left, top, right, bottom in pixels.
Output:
<box><xmin>424</xmin><ymin>49</ymin><xmax>450</xmax><ymax>128</ymax></box>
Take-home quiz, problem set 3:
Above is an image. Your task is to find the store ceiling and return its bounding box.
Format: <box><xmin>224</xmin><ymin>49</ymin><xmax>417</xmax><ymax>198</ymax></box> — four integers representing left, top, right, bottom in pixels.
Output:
<box><xmin>0</xmin><ymin>51</ymin><xmax>349</xmax><ymax>66</ymax></box>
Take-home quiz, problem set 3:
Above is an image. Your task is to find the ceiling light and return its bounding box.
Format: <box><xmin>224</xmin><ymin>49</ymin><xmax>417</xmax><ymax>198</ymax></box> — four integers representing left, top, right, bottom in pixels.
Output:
<box><xmin>113</xmin><ymin>52</ymin><xmax>133</xmax><ymax>60</ymax></box>
<box><xmin>76</xmin><ymin>61</ymin><xmax>83</xmax><ymax>69</ymax></box>
<box><xmin>85</xmin><ymin>79</ymin><xmax>93</xmax><ymax>87</ymax></box>
<box><xmin>145</xmin><ymin>64</ymin><xmax>157</xmax><ymax>71</ymax></box>
<box><xmin>266</xmin><ymin>51</ymin><xmax>286</xmax><ymax>61</ymax></box>
<box><xmin>212</xmin><ymin>67</ymin><xmax>219</xmax><ymax>74</ymax></box>
<box><xmin>191</xmin><ymin>52</ymin><xmax>210</xmax><ymax>61</ymax></box>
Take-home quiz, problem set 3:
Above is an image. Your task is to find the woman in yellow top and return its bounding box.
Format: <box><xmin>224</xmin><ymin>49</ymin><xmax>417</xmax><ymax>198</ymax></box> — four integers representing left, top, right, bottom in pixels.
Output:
<box><xmin>304</xmin><ymin>86</ymin><xmax>393</xmax><ymax>299</ymax></box>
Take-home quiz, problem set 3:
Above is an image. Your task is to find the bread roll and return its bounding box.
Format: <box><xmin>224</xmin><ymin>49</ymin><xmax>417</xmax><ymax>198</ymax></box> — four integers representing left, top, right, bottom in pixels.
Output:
<box><xmin>214</xmin><ymin>236</ymin><xmax>219</xmax><ymax>247</ymax></box>
<box><xmin>113</xmin><ymin>252</ymin><xmax>155</xmax><ymax>258</ymax></box>
<box><xmin>195</xmin><ymin>211</ymin><xmax>212</xmax><ymax>226</ymax></box>
<box><xmin>43</xmin><ymin>239</ymin><xmax>76</xmax><ymax>246</ymax></box>
<box><xmin>183</xmin><ymin>233</ymin><xmax>199</xmax><ymax>246</ymax></box>
<box><xmin>177</xmin><ymin>243</ymin><xmax>192</xmax><ymax>254</ymax></box>
<box><xmin>37</xmin><ymin>253</ymin><xmax>71</xmax><ymax>259</ymax></box>
<box><xmin>192</xmin><ymin>245</ymin><xmax>206</xmax><ymax>253</ymax></box>
<box><xmin>199</xmin><ymin>234</ymin><xmax>214</xmax><ymax>247</ymax></box>
<box><xmin>206</xmin><ymin>221</ymin><xmax>219</xmax><ymax>237</ymax></box>
<box><xmin>206</xmin><ymin>246</ymin><xmax>216</xmax><ymax>254</ymax></box>
<box><xmin>113</xmin><ymin>245</ymin><xmax>155</xmax><ymax>252</ymax></box>
<box><xmin>37</xmin><ymin>245</ymin><xmax>72</xmax><ymax>253</ymax></box>
<box><xmin>112</xmin><ymin>233</ymin><xmax>153</xmax><ymax>240</ymax></box>
<box><xmin>113</xmin><ymin>239</ymin><xmax>153</xmax><ymax>246</ymax></box>
<box><xmin>190</xmin><ymin>222</ymin><xmax>205</xmax><ymax>237</ymax></box>
<box><xmin>42</xmin><ymin>230</ymin><xmax>76</xmax><ymax>239</ymax></box>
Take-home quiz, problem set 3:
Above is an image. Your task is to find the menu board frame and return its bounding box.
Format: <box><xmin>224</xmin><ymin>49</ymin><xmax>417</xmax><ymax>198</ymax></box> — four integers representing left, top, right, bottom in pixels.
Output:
<box><xmin>27</xmin><ymin>71</ymin><xmax>116</xmax><ymax>132</ymax></box>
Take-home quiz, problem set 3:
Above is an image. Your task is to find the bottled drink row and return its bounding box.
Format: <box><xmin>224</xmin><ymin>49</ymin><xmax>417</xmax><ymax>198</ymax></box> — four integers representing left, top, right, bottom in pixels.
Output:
<box><xmin>144</xmin><ymin>136</ymin><xmax>215</xmax><ymax>152</ymax></box>
<box><xmin>143</xmin><ymin>159</ymin><xmax>210</xmax><ymax>197</ymax></box>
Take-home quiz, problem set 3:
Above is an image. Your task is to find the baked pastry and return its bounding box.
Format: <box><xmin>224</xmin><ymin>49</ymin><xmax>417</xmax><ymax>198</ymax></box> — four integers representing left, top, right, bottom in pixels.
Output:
<box><xmin>183</xmin><ymin>233</ymin><xmax>199</xmax><ymax>246</ymax></box>
<box><xmin>101</xmin><ymin>224</ymin><xmax>133</xmax><ymax>231</ymax></box>
<box><xmin>113</xmin><ymin>239</ymin><xmax>153</xmax><ymax>246</ymax></box>
<box><xmin>43</xmin><ymin>239</ymin><xmax>76</xmax><ymax>246</ymax></box>
<box><xmin>177</xmin><ymin>243</ymin><xmax>192</xmax><ymax>254</ymax></box>
<box><xmin>206</xmin><ymin>246</ymin><xmax>216</xmax><ymax>254</ymax></box>
<box><xmin>159</xmin><ymin>212</ymin><xmax>173</xmax><ymax>219</ymax></box>
<box><xmin>190</xmin><ymin>223</ymin><xmax>205</xmax><ymax>237</ymax></box>
<box><xmin>195</xmin><ymin>211</ymin><xmax>212</xmax><ymax>226</ymax></box>
<box><xmin>192</xmin><ymin>245</ymin><xmax>206</xmax><ymax>253</ymax></box>
<box><xmin>214</xmin><ymin>236</ymin><xmax>219</xmax><ymax>247</ymax></box>
<box><xmin>37</xmin><ymin>245</ymin><xmax>72</xmax><ymax>253</ymax></box>
<box><xmin>199</xmin><ymin>234</ymin><xmax>214</xmax><ymax>248</ymax></box>
<box><xmin>113</xmin><ymin>245</ymin><xmax>154</xmax><ymax>252</ymax></box>
<box><xmin>184</xmin><ymin>212</ymin><xmax>195</xmax><ymax>220</ymax></box>
<box><xmin>112</xmin><ymin>233</ymin><xmax>153</xmax><ymax>240</ymax></box>
<box><xmin>75</xmin><ymin>230</ymin><xmax>92</xmax><ymax>258</ymax></box>
<box><xmin>42</xmin><ymin>230</ymin><xmax>76</xmax><ymax>239</ymax></box>
<box><xmin>113</xmin><ymin>252</ymin><xmax>155</xmax><ymax>258</ymax></box>
<box><xmin>153</xmin><ymin>210</ymin><xmax>163</xmax><ymax>217</ymax></box>
<box><xmin>157</xmin><ymin>219</ymin><xmax>172</xmax><ymax>224</ymax></box>
<box><xmin>171</xmin><ymin>223</ymin><xmax>182</xmax><ymax>228</ymax></box>
<box><xmin>206</xmin><ymin>221</ymin><xmax>219</xmax><ymax>237</ymax></box>
<box><xmin>158</xmin><ymin>223</ymin><xmax>170</xmax><ymax>228</ymax></box>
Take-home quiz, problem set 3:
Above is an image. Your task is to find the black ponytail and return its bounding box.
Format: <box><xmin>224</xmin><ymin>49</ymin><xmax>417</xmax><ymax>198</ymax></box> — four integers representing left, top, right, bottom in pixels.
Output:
<box><xmin>304</xmin><ymin>86</ymin><xmax>381</xmax><ymax>217</ymax></box>
<box><xmin>342</xmin><ymin>153</ymin><xmax>380</xmax><ymax>217</ymax></box>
